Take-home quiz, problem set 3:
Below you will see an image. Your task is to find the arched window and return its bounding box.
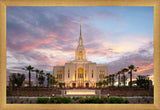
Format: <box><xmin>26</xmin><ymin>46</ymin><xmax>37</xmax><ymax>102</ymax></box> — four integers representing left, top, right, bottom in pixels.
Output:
<box><xmin>68</xmin><ymin>69</ymin><xmax>70</xmax><ymax>78</ymax></box>
<box><xmin>92</xmin><ymin>70</ymin><xmax>93</xmax><ymax>78</ymax></box>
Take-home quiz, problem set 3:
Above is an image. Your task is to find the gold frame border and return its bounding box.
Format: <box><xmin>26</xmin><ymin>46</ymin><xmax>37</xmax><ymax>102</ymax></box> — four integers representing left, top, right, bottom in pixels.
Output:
<box><xmin>0</xmin><ymin>0</ymin><xmax>160</xmax><ymax>110</ymax></box>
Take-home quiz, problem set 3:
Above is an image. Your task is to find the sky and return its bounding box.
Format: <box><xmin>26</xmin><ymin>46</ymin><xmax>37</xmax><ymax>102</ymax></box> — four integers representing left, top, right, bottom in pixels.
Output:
<box><xmin>7</xmin><ymin>6</ymin><xmax>154</xmax><ymax>85</ymax></box>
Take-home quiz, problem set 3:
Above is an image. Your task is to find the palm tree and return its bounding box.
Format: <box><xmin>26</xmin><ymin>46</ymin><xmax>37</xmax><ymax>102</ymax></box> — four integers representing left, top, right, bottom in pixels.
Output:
<box><xmin>98</xmin><ymin>81</ymin><xmax>103</xmax><ymax>88</ymax></box>
<box><xmin>121</xmin><ymin>75</ymin><xmax>128</xmax><ymax>87</ymax></box>
<box><xmin>116</xmin><ymin>71</ymin><xmax>121</xmax><ymax>87</ymax></box>
<box><xmin>104</xmin><ymin>75</ymin><xmax>109</xmax><ymax>87</ymax></box>
<box><xmin>9</xmin><ymin>73</ymin><xmax>16</xmax><ymax>89</ymax></box>
<box><xmin>102</xmin><ymin>80</ymin><xmax>107</xmax><ymax>88</ymax></box>
<box><xmin>34</xmin><ymin>69</ymin><xmax>39</xmax><ymax>87</ymax></box>
<box><xmin>9</xmin><ymin>73</ymin><xmax>26</xmax><ymax>88</ymax></box>
<box><xmin>111</xmin><ymin>74</ymin><xmax>115</xmax><ymax>86</ymax></box>
<box><xmin>50</xmin><ymin>75</ymin><xmax>57</xmax><ymax>88</ymax></box>
<box><xmin>121</xmin><ymin>68</ymin><xmax>129</xmax><ymax>87</ymax></box>
<box><xmin>38</xmin><ymin>70</ymin><xmax>45</xmax><ymax>87</ymax></box>
<box><xmin>46</xmin><ymin>73</ymin><xmax>51</xmax><ymax>88</ymax></box>
<box><xmin>22</xmin><ymin>65</ymin><xmax>34</xmax><ymax>87</ymax></box>
<box><xmin>128</xmin><ymin>65</ymin><xmax>138</xmax><ymax>88</ymax></box>
<box><xmin>108</xmin><ymin>75</ymin><xmax>112</xmax><ymax>86</ymax></box>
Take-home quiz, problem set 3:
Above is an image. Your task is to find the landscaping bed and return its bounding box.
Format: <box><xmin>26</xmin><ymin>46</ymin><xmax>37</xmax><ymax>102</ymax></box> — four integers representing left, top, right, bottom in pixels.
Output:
<box><xmin>7</xmin><ymin>96</ymin><xmax>153</xmax><ymax>104</ymax></box>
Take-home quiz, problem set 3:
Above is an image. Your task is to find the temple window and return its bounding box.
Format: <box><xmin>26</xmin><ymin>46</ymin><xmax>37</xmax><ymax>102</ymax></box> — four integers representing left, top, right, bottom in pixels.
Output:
<box><xmin>57</xmin><ymin>71</ymin><xmax>62</xmax><ymax>81</ymax></box>
<box><xmin>99</xmin><ymin>71</ymin><xmax>104</xmax><ymax>81</ymax></box>
<box><xmin>92</xmin><ymin>70</ymin><xmax>93</xmax><ymax>78</ymax></box>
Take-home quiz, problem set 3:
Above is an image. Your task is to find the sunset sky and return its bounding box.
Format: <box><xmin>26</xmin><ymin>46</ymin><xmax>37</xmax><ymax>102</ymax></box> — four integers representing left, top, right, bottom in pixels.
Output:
<box><xmin>7</xmin><ymin>6</ymin><xmax>154</xmax><ymax>85</ymax></box>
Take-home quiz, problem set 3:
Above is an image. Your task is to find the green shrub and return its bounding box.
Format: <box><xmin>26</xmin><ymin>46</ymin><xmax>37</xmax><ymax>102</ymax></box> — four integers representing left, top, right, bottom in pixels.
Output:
<box><xmin>72</xmin><ymin>97</ymin><xmax>77</xmax><ymax>100</ymax></box>
<box><xmin>50</xmin><ymin>97</ymin><xmax>55</xmax><ymax>103</ymax></box>
<box><xmin>116</xmin><ymin>97</ymin><xmax>124</xmax><ymax>103</ymax></box>
<box><xmin>103</xmin><ymin>97</ymin><xmax>108</xmax><ymax>103</ymax></box>
<box><xmin>147</xmin><ymin>100</ymin><xmax>150</xmax><ymax>103</ymax></box>
<box><xmin>55</xmin><ymin>97</ymin><xmax>71</xmax><ymax>103</ymax></box>
<box><xmin>79</xmin><ymin>97</ymin><xmax>105</xmax><ymax>104</ymax></box>
<box><xmin>108</xmin><ymin>97</ymin><xmax>127</xmax><ymax>103</ymax></box>
<box><xmin>62</xmin><ymin>97</ymin><xmax>71</xmax><ymax>103</ymax></box>
<box><xmin>37</xmin><ymin>98</ymin><xmax>49</xmax><ymax>103</ymax></box>
<box><xmin>79</xmin><ymin>98</ymin><xmax>85</xmax><ymax>103</ymax></box>
<box><xmin>108</xmin><ymin>97</ymin><xmax>116</xmax><ymax>103</ymax></box>
<box><xmin>124</xmin><ymin>99</ymin><xmax>129</xmax><ymax>103</ymax></box>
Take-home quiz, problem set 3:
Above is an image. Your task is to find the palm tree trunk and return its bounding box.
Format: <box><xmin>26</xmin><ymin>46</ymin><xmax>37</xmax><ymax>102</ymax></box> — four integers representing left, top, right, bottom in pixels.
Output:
<box><xmin>124</xmin><ymin>74</ymin><xmax>125</xmax><ymax>87</ymax></box>
<box><xmin>118</xmin><ymin>74</ymin><xmax>120</xmax><ymax>87</ymax></box>
<box><xmin>29</xmin><ymin>70</ymin><xmax>31</xmax><ymax>87</ymax></box>
<box><xmin>130</xmin><ymin>72</ymin><xmax>132</xmax><ymax>88</ymax></box>
<box><xmin>123</xmin><ymin>74</ymin><xmax>125</xmax><ymax>87</ymax></box>
<box><xmin>47</xmin><ymin>78</ymin><xmax>49</xmax><ymax>88</ymax></box>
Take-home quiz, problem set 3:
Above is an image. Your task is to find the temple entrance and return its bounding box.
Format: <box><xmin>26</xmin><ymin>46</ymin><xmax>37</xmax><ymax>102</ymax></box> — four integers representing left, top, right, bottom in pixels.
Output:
<box><xmin>72</xmin><ymin>83</ymin><xmax>76</xmax><ymax>88</ymax></box>
<box><xmin>78</xmin><ymin>67</ymin><xmax>84</xmax><ymax>87</ymax></box>
<box><xmin>86</xmin><ymin>83</ymin><xmax>89</xmax><ymax>88</ymax></box>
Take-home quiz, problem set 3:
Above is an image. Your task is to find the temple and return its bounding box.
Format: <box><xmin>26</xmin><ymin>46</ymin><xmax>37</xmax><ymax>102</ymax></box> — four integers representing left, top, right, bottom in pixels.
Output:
<box><xmin>53</xmin><ymin>23</ymin><xmax>108</xmax><ymax>88</ymax></box>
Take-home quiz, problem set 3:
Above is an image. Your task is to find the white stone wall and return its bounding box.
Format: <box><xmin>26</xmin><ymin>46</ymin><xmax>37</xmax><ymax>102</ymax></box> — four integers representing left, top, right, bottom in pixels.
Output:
<box><xmin>96</xmin><ymin>65</ymin><xmax>108</xmax><ymax>81</ymax></box>
<box><xmin>53</xmin><ymin>66</ymin><xmax>65</xmax><ymax>82</ymax></box>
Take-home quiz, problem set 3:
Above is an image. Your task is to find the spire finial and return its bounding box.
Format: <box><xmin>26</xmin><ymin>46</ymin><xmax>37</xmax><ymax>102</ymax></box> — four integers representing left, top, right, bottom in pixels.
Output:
<box><xmin>79</xmin><ymin>22</ymin><xmax>83</xmax><ymax>45</ymax></box>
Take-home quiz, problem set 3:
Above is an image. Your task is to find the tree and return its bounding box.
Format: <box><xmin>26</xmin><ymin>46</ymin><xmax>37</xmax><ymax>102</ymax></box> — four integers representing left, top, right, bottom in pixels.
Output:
<box><xmin>38</xmin><ymin>70</ymin><xmax>45</xmax><ymax>87</ymax></box>
<box><xmin>22</xmin><ymin>65</ymin><xmax>34</xmax><ymax>87</ymax></box>
<box><xmin>121</xmin><ymin>68</ymin><xmax>128</xmax><ymax>87</ymax></box>
<box><xmin>121</xmin><ymin>75</ymin><xmax>128</xmax><ymax>87</ymax></box>
<box><xmin>50</xmin><ymin>75</ymin><xmax>58</xmax><ymax>88</ymax></box>
<box><xmin>111</xmin><ymin>74</ymin><xmax>115</xmax><ymax>87</ymax></box>
<box><xmin>9</xmin><ymin>73</ymin><xmax>25</xmax><ymax>88</ymax></box>
<box><xmin>9</xmin><ymin>73</ymin><xmax>16</xmax><ymax>89</ymax></box>
<box><xmin>34</xmin><ymin>69</ymin><xmax>40</xmax><ymax>87</ymax></box>
<box><xmin>46</xmin><ymin>73</ymin><xmax>51</xmax><ymax>88</ymax></box>
<box><xmin>108</xmin><ymin>75</ymin><xmax>112</xmax><ymax>86</ymax></box>
<box><xmin>58</xmin><ymin>82</ymin><xmax>65</xmax><ymax>88</ymax></box>
<box><xmin>128</xmin><ymin>65</ymin><xmax>138</xmax><ymax>88</ymax></box>
<box><xmin>116</xmin><ymin>71</ymin><xmax>121</xmax><ymax>87</ymax></box>
<box><xmin>104</xmin><ymin>76</ymin><xmax>109</xmax><ymax>87</ymax></box>
<box><xmin>102</xmin><ymin>80</ymin><xmax>107</xmax><ymax>88</ymax></box>
<box><xmin>98</xmin><ymin>81</ymin><xmax>103</xmax><ymax>88</ymax></box>
<box><xmin>136</xmin><ymin>75</ymin><xmax>150</xmax><ymax>89</ymax></box>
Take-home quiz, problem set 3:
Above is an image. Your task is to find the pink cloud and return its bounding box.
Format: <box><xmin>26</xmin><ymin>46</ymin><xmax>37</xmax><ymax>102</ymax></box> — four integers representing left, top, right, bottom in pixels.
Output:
<box><xmin>47</xmin><ymin>33</ymin><xmax>69</xmax><ymax>41</ymax></box>
<box><xmin>18</xmin><ymin>37</ymin><xmax>53</xmax><ymax>52</ymax></box>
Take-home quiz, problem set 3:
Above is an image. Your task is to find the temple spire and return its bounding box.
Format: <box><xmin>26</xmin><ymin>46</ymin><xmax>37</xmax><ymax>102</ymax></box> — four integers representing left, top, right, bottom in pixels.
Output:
<box><xmin>79</xmin><ymin>22</ymin><xmax>83</xmax><ymax>45</ymax></box>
